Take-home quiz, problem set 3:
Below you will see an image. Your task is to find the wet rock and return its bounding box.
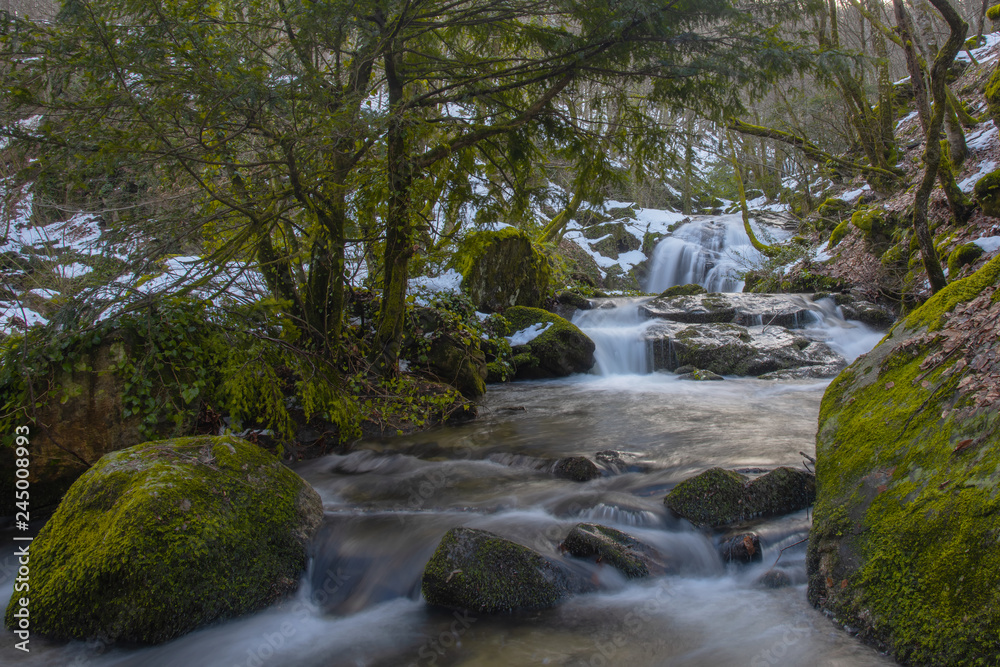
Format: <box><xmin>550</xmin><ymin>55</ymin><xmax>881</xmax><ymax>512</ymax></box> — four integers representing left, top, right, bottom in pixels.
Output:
<box><xmin>555</xmin><ymin>290</ymin><xmax>593</xmax><ymax>310</ymax></box>
<box><xmin>421</xmin><ymin>527</ymin><xmax>574</xmax><ymax>613</ymax></box>
<box><xmin>758</xmin><ymin>364</ymin><xmax>844</xmax><ymax>380</ymax></box>
<box><xmin>747</xmin><ymin>467</ymin><xmax>816</xmax><ymax>516</ymax></box>
<box><xmin>644</xmin><ymin>320</ymin><xmax>845</xmax><ymax>377</ymax></box>
<box><xmin>640</xmin><ymin>292</ymin><xmax>818</xmax><ymax>328</ymax></box>
<box><xmin>663</xmin><ymin>466</ymin><xmax>816</xmax><ymax>528</ymax></box>
<box><xmin>719</xmin><ymin>533</ymin><xmax>762</xmax><ymax>564</ymax></box>
<box><xmin>677</xmin><ymin>368</ymin><xmax>724</xmax><ymax>381</ymax></box>
<box><xmin>584</xmin><ymin>221</ymin><xmax>642</xmax><ymax>258</ymax></box>
<box><xmin>505</xmin><ymin>307</ymin><xmax>595</xmax><ymax>379</ymax></box>
<box><xmin>756</xmin><ymin>569</ymin><xmax>793</xmax><ymax>589</ymax></box>
<box><xmin>561</xmin><ymin>523</ymin><xmax>669</xmax><ymax>578</ymax></box>
<box><xmin>554</xmin><ymin>456</ymin><xmax>601</xmax><ymax>482</ymax></box>
<box><xmin>663</xmin><ymin>468</ymin><xmax>750</xmax><ymax>528</ymax></box>
<box><xmin>2</xmin><ymin>436</ymin><xmax>323</xmax><ymax>644</ymax></box>
<box><xmin>839</xmin><ymin>300</ymin><xmax>896</xmax><ymax>329</ymax></box>
<box><xmin>673</xmin><ymin>364</ymin><xmax>696</xmax><ymax>374</ymax></box>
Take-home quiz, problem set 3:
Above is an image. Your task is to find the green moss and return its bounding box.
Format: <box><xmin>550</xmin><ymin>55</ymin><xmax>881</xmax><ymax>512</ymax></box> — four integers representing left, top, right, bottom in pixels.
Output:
<box><xmin>561</xmin><ymin>524</ymin><xmax>652</xmax><ymax>578</ymax></box>
<box><xmin>829</xmin><ymin>219</ymin><xmax>851</xmax><ymax>248</ymax></box>
<box><xmin>947</xmin><ymin>243</ymin><xmax>984</xmax><ymax>276</ymax></box>
<box><xmin>421</xmin><ymin>527</ymin><xmax>567</xmax><ymax>613</ymax></box>
<box><xmin>974</xmin><ymin>170</ymin><xmax>1000</xmax><ymax>218</ymax></box>
<box><xmin>451</xmin><ymin>228</ymin><xmax>551</xmax><ymax>312</ymax></box>
<box><xmin>664</xmin><ymin>468</ymin><xmax>749</xmax><ymax>527</ymax></box>
<box><xmin>3</xmin><ymin>435</ymin><xmax>321</xmax><ymax>644</ymax></box>
<box><xmin>808</xmin><ymin>258</ymin><xmax>1000</xmax><ymax>663</ymax></box>
<box><xmin>658</xmin><ymin>283</ymin><xmax>708</xmax><ymax>298</ymax></box>
<box><xmin>503</xmin><ymin>306</ymin><xmax>595</xmax><ymax>378</ymax></box>
<box><xmin>985</xmin><ymin>70</ymin><xmax>1000</xmax><ymax>131</ymax></box>
<box><xmin>817</xmin><ymin>197</ymin><xmax>850</xmax><ymax>218</ymax></box>
<box><xmin>850</xmin><ymin>208</ymin><xmax>885</xmax><ymax>237</ymax></box>
<box><xmin>988</xmin><ymin>3</ymin><xmax>1000</xmax><ymax>21</ymax></box>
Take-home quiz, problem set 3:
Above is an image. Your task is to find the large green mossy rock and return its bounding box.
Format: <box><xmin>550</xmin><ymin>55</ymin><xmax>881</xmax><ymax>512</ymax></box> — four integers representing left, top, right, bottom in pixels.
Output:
<box><xmin>807</xmin><ymin>255</ymin><xmax>1000</xmax><ymax>664</ymax></box>
<box><xmin>421</xmin><ymin>527</ymin><xmax>573</xmax><ymax>613</ymax></box>
<box><xmin>973</xmin><ymin>169</ymin><xmax>1000</xmax><ymax>218</ymax></box>
<box><xmin>3</xmin><ymin>435</ymin><xmax>323</xmax><ymax>644</ymax></box>
<box><xmin>451</xmin><ymin>228</ymin><xmax>551</xmax><ymax>313</ymax></box>
<box><xmin>505</xmin><ymin>306</ymin><xmax>595</xmax><ymax>379</ymax></box>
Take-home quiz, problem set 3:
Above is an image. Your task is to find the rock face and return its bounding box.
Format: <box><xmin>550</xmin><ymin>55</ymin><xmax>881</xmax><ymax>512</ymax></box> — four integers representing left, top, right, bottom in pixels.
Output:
<box><xmin>422</xmin><ymin>527</ymin><xmax>574</xmax><ymax>613</ymax></box>
<box><xmin>664</xmin><ymin>467</ymin><xmax>816</xmax><ymax>528</ymax></box>
<box><xmin>3</xmin><ymin>435</ymin><xmax>323</xmax><ymax>644</ymax></box>
<box><xmin>807</xmin><ymin>256</ymin><xmax>1000</xmax><ymax>664</ymax></box>
<box><xmin>643</xmin><ymin>320</ymin><xmax>844</xmax><ymax>377</ymax></box>
<box><xmin>561</xmin><ymin>523</ymin><xmax>668</xmax><ymax>578</ymax></box>
<box><xmin>639</xmin><ymin>292</ymin><xmax>818</xmax><ymax>328</ymax></box>
<box><xmin>505</xmin><ymin>306</ymin><xmax>596</xmax><ymax>379</ymax></box>
<box><xmin>451</xmin><ymin>228</ymin><xmax>551</xmax><ymax>312</ymax></box>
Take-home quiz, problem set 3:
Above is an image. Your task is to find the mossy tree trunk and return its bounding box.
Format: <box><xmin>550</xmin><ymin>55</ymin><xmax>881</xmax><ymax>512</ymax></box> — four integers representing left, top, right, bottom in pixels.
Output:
<box><xmin>726</xmin><ymin>130</ymin><xmax>774</xmax><ymax>256</ymax></box>
<box><xmin>912</xmin><ymin>0</ymin><xmax>968</xmax><ymax>294</ymax></box>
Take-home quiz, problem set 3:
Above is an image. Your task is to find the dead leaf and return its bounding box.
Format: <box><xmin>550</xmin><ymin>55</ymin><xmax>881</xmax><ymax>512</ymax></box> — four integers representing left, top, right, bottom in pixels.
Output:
<box><xmin>885</xmin><ymin>381</ymin><xmax>895</xmax><ymax>390</ymax></box>
<box><xmin>953</xmin><ymin>439</ymin><xmax>974</xmax><ymax>454</ymax></box>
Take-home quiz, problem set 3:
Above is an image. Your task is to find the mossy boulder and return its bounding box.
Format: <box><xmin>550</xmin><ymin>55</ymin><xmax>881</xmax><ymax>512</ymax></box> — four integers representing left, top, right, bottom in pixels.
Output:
<box><xmin>505</xmin><ymin>306</ymin><xmax>595</xmax><ymax>379</ymax></box>
<box><xmin>583</xmin><ymin>221</ymin><xmax>641</xmax><ymax>258</ymax></box>
<box><xmin>807</xmin><ymin>255</ymin><xmax>1000</xmax><ymax>664</ymax></box>
<box><xmin>828</xmin><ymin>219</ymin><xmax>851</xmax><ymax>248</ymax></box>
<box><xmin>974</xmin><ymin>169</ymin><xmax>1000</xmax><ymax>218</ymax></box>
<box><xmin>451</xmin><ymin>228</ymin><xmax>551</xmax><ymax>313</ymax></box>
<box><xmin>658</xmin><ymin>283</ymin><xmax>707</xmax><ymax>298</ymax></box>
<box><xmin>3</xmin><ymin>435</ymin><xmax>322</xmax><ymax>644</ymax></box>
<box><xmin>947</xmin><ymin>242</ymin><xmax>985</xmax><ymax>276</ymax></box>
<box><xmin>817</xmin><ymin>197</ymin><xmax>851</xmax><ymax>219</ymax></box>
<box><xmin>989</xmin><ymin>3</ymin><xmax>1000</xmax><ymax>21</ymax></box>
<box><xmin>561</xmin><ymin>523</ymin><xmax>669</xmax><ymax>578</ymax></box>
<box><xmin>850</xmin><ymin>208</ymin><xmax>887</xmax><ymax>239</ymax></box>
<box><xmin>664</xmin><ymin>466</ymin><xmax>815</xmax><ymax>528</ymax></box>
<box><xmin>553</xmin><ymin>456</ymin><xmax>600</xmax><ymax>481</ymax></box>
<box><xmin>421</xmin><ymin>527</ymin><xmax>575</xmax><ymax>613</ymax></box>
<box><xmin>985</xmin><ymin>68</ymin><xmax>1000</xmax><ymax>132</ymax></box>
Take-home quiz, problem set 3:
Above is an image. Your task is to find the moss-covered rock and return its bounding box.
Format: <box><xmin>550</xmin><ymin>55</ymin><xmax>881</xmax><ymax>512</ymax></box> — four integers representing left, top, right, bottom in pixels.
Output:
<box><xmin>974</xmin><ymin>169</ymin><xmax>1000</xmax><ymax>218</ymax></box>
<box><xmin>663</xmin><ymin>468</ymin><xmax>749</xmax><ymax>528</ymax></box>
<box><xmin>947</xmin><ymin>242</ymin><xmax>985</xmax><ymax>276</ymax></box>
<box><xmin>553</xmin><ymin>456</ymin><xmax>600</xmax><ymax>481</ymax></box>
<box><xmin>828</xmin><ymin>219</ymin><xmax>851</xmax><ymax>248</ymax></box>
<box><xmin>817</xmin><ymin>198</ymin><xmax>850</xmax><ymax>218</ymax></box>
<box><xmin>421</xmin><ymin>527</ymin><xmax>574</xmax><ymax>613</ymax></box>
<box><xmin>985</xmin><ymin>68</ymin><xmax>1000</xmax><ymax>132</ymax></box>
<box><xmin>989</xmin><ymin>3</ymin><xmax>1000</xmax><ymax>20</ymax></box>
<box><xmin>3</xmin><ymin>435</ymin><xmax>322</xmax><ymax>644</ymax></box>
<box><xmin>677</xmin><ymin>368</ymin><xmax>725</xmax><ymax>381</ymax></box>
<box><xmin>504</xmin><ymin>306</ymin><xmax>595</xmax><ymax>379</ymax></box>
<box><xmin>451</xmin><ymin>228</ymin><xmax>551</xmax><ymax>313</ymax></box>
<box><xmin>561</xmin><ymin>523</ymin><xmax>668</xmax><ymax>578</ymax></box>
<box><xmin>664</xmin><ymin>466</ymin><xmax>815</xmax><ymax>528</ymax></box>
<box><xmin>807</xmin><ymin>255</ymin><xmax>1000</xmax><ymax>664</ymax></box>
<box><xmin>850</xmin><ymin>208</ymin><xmax>886</xmax><ymax>238</ymax></box>
<box><xmin>658</xmin><ymin>283</ymin><xmax>708</xmax><ymax>298</ymax></box>
<box><xmin>583</xmin><ymin>221</ymin><xmax>641</xmax><ymax>258</ymax></box>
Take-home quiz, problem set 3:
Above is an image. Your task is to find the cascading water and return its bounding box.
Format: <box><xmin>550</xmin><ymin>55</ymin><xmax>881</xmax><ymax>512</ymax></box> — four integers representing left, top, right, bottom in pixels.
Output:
<box><xmin>572</xmin><ymin>298</ymin><xmax>658</xmax><ymax>375</ymax></box>
<box><xmin>644</xmin><ymin>213</ymin><xmax>786</xmax><ymax>293</ymax></box>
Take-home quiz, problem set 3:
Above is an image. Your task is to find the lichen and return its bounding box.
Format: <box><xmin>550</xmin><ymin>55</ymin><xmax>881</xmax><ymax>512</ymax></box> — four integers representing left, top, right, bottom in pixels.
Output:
<box><xmin>3</xmin><ymin>435</ymin><xmax>322</xmax><ymax>644</ymax></box>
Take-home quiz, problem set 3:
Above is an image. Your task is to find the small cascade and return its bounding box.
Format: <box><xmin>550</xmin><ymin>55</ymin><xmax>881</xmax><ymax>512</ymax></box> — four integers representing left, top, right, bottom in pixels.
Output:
<box><xmin>803</xmin><ymin>297</ymin><xmax>886</xmax><ymax>363</ymax></box>
<box><xmin>644</xmin><ymin>213</ymin><xmax>782</xmax><ymax>293</ymax></box>
<box><xmin>572</xmin><ymin>299</ymin><xmax>658</xmax><ymax>375</ymax></box>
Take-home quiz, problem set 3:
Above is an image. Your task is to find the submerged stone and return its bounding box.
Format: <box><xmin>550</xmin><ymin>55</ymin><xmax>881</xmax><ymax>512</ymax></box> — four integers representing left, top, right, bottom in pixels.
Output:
<box><xmin>756</xmin><ymin>569</ymin><xmax>793</xmax><ymax>589</ymax></box>
<box><xmin>3</xmin><ymin>435</ymin><xmax>323</xmax><ymax>644</ymax></box>
<box><xmin>421</xmin><ymin>527</ymin><xmax>575</xmax><ymax>614</ymax></box>
<box><xmin>561</xmin><ymin>523</ymin><xmax>669</xmax><ymax>578</ymax></box>
<box><xmin>677</xmin><ymin>368</ymin><xmax>724</xmax><ymax>381</ymax></box>
<box><xmin>553</xmin><ymin>456</ymin><xmax>601</xmax><ymax>481</ymax></box>
<box><xmin>719</xmin><ymin>533</ymin><xmax>762</xmax><ymax>564</ymax></box>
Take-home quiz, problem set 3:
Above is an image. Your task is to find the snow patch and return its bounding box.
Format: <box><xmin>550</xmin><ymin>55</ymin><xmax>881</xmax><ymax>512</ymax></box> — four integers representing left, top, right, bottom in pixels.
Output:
<box><xmin>973</xmin><ymin>236</ymin><xmax>1000</xmax><ymax>254</ymax></box>
<box><xmin>506</xmin><ymin>322</ymin><xmax>552</xmax><ymax>346</ymax></box>
<box><xmin>967</xmin><ymin>123</ymin><xmax>999</xmax><ymax>151</ymax></box>
<box><xmin>958</xmin><ymin>160</ymin><xmax>997</xmax><ymax>193</ymax></box>
<box><xmin>841</xmin><ymin>185</ymin><xmax>871</xmax><ymax>202</ymax></box>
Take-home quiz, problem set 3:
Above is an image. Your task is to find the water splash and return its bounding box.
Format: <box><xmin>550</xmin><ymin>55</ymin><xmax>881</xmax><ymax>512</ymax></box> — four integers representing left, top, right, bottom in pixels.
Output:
<box><xmin>572</xmin><ymin>298</ymin><xmax>658</xmax><ymax>375</ymax></box>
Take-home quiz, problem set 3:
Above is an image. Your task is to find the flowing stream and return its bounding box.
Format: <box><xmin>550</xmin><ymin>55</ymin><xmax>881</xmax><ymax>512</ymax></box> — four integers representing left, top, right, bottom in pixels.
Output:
<box><xmin>0</xmin><ymin>214</ymin><xmax>893</xmax><ymax>667</ymax></box>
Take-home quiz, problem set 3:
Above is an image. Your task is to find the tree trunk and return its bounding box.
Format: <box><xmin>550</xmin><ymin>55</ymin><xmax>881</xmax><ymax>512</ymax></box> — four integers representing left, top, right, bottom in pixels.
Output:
<box><xmin>894</xmin><ymin>0</ymin><xmax>932</xmax><ymax>134</ymax></box>
<box><xmin>373</xmin><ymin>45</ymin><xmax>414</xmax><ymax>374</ymax></box>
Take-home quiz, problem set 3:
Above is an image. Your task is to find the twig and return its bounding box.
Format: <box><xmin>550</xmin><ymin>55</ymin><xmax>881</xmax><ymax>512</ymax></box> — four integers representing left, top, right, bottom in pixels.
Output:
<box><xmin>769</xmin><ymin>537</ymin><xmax>808</xmax><ymax>570</ymax></box>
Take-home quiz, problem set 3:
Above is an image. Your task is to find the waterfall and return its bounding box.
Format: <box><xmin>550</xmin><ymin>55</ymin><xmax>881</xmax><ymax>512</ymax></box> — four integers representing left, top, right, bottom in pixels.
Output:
<box><xmin>644</xmin><ymin>213</ymin><xmax>773</xmax><ymax>293</ymax></box>
<box><xmin>572</xmin><ymin>299</ymin><xmax>657</xmax><ymax>375</ymax></box>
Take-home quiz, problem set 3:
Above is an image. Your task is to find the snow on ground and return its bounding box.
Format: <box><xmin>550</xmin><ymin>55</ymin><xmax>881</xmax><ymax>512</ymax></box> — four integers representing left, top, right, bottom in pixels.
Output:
<box><xmin>957</xmin><ymin>32</ymin><xmax>1000</xmax><ymax>65</ymax></box>
<box><xmin>841</xmin><ymin>185</ymin><xmax>871</xmax><ymax>202</ymax></box>
<box><xmin>506</xmin><ymin>321</ymin><xmax>551</xmax><ymax>346</ymax></box>
<box><xmin>895</xmin><ymin>111</ymin><xmax>918</xmax><ymax>129</ymax></box>
<box><xmin>967</xmin><ymin>122</ymin><xmax>998</xmax><ymax>151</ymax></box>
<box><xmin>408</xmin><ymin>269</ymin><xmax>464</xmax><ymax>305</ymax></box>
<box><xmin>973</xmin><ymin>236</ymin><xmax>1000</xmax><ymax>254</ymax></box>
<box><xmin>959</xmin><ymin>160</ymin><xmax>998</xmax><ymax>193</ymax></box>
